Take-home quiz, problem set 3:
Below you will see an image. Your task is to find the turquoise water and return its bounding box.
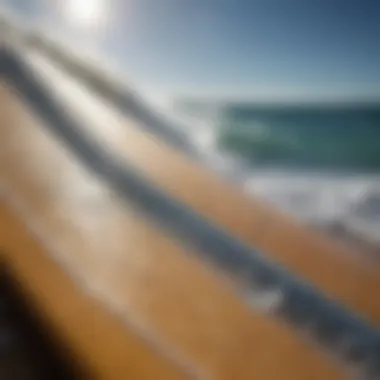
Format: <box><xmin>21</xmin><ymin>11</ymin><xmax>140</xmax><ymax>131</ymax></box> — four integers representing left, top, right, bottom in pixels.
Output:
<box><xmin>175</xmin><ymin>101</ymin><xmax>380</xmax><ymax>247</ymax></box>
<box><xmin>217</xmin><ymin>104</ymin><xmax>380</xmax><ymax>172</ymax></box>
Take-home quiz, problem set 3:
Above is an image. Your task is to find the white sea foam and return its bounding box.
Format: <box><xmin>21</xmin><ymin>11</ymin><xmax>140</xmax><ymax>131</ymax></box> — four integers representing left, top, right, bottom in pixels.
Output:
<box><xmin>244</xmin><ymin>171</ymin><xmax>380</xmax><ymax>246</ymax></box>
<box><xmin>173</xmin><ymin>107</ymin><xmax>380</xmax><ymax>248</ymax></box>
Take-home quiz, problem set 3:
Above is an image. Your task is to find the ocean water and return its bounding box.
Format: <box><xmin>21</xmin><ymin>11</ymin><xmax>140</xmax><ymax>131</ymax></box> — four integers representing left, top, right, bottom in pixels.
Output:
<box><xmin>174</xmin><ymin>102</ymin><xmax>380</xmax><ymax>249</ymax></box>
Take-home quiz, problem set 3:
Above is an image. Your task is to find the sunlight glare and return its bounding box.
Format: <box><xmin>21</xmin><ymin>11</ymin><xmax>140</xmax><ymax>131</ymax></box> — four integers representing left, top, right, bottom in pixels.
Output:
<box><xmin>66</xmin><ymin>0</ymin><xmax>104</xmax><ymax>27</ymax></box>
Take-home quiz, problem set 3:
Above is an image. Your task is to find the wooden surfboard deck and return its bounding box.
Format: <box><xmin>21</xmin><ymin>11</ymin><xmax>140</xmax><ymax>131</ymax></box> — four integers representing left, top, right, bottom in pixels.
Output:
<box><xmin>1</xmin><ymin>69</ymin><xmax>379</xmax><ymax>379</ymax></box>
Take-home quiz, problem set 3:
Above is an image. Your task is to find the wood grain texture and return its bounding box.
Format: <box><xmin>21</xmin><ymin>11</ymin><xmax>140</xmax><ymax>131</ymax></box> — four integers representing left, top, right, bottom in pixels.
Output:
<box><xmin>0</xmin><ymin>204</ymin><xmax>189</xmax><ymax>380</ymax></box>
<box><xmin>1</xmin><ymin>83</ymin><xmax>377</xmax><ymax>379</ymax></box>
<box><xmin>16</xmin><ymin>61</ymin><xmax>380</xmax><ymax>323</ymax></box>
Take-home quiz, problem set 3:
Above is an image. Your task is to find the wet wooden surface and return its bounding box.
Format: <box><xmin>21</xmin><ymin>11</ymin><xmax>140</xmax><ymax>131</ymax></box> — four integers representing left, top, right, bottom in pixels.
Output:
<box><xmin>1</xmin><ymin>82</ymin><xmax>379</xmax><ymax>379</ymax></box>
<box><xmin>0</xmin><ymin>204</ymin><xmax>187</xmax><ymax>380</ymax></box>
<box><xmin>22</xmin><ymin>53</ymin><xmax>380</xmax><ymax>320</ymax></box>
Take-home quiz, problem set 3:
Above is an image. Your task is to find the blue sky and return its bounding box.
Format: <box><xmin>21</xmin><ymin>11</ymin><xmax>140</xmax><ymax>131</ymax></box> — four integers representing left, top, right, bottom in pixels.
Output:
<box><xmin>4</xmin><ymin>0</ymin><xmax>380</xmax><ymax>101</ymax></box>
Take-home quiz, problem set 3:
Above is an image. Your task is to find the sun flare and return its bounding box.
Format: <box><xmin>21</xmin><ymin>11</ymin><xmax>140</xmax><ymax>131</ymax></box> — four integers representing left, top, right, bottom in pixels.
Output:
<box><xmin>66</xmin><ymin>0</ymin><xmax>104</xmax><ymax>26</ymax></box>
